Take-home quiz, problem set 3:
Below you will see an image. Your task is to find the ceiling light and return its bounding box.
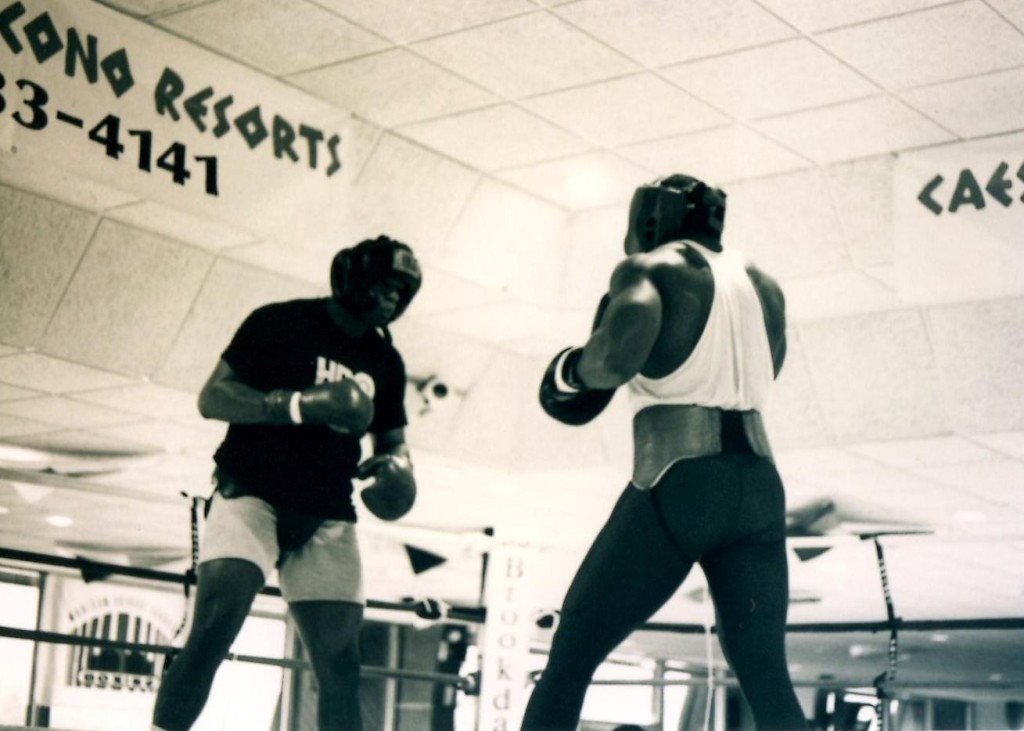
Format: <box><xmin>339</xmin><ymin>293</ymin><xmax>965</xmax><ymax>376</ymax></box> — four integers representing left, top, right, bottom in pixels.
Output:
<box><xmin>45</xmin><ymin>515</ymin><xmax>74</xmax><ymax>528</ymax></box>
<box><xmin>565</xmin><ymin>164</ymin><xmax>614</xmax><ymax>206</ymax></box>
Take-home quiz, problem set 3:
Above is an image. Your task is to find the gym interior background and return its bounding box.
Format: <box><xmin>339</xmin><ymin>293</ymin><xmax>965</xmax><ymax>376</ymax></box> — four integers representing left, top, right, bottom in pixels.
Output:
<box><xmin>1</xmin><ymin>0</ymin><xmax>1023</xmax><ymax>729</ymax></box>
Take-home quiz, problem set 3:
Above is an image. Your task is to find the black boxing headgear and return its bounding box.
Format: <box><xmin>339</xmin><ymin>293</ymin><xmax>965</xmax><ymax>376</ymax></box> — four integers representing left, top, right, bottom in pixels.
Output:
<box><xmin>625</xmin><ymin>174</ymin><xmax>727</xmax><ymax>253</ymax></box>
<box><xmin>331</xmin><ymin>235</ymin><xmax>422</xmax><ymax>321</ymax></box>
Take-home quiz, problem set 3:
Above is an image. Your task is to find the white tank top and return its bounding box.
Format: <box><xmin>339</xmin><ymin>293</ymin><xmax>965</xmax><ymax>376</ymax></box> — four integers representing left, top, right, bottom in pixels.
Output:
<box><xmin>628</xmin><ymin>243</ymin><xmax>775</xmax><ymax>413</ymax></box>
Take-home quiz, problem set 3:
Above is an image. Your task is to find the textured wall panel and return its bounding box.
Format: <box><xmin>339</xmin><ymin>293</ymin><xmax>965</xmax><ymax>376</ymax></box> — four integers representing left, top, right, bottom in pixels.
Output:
<box><xmin>724</xmin><ymin>168</ymin><xmax>851</xmax><ymax>278</ymax></box>
<box><xmin>800</xmin><ymin>309</ymin><xmax>947</xmax><ymax>443</ymax></box>
<box><xmin>442</xmin><ymin>179</ymin><xmax>567</xmax><ymax>306</ymax></box>
<box><xmin>823</xmin><ymin>155</ymin><xmax>894</xmax><ymax>269</ymax></box>
<box><xmin>764</xmin><ymin>331</ymin><xmax>833</xmax><ymax>450</ymax></box>
<box><xmin>0</xmin><ymin>186</ymin><xmax>96</xmax><ymax>346</ymax></box>
<box><xmin>342</xmin><ymin>134</ymin><xmax>481</xmax><ymax>260</ymax></box>
<box><xmin>40</xmin><ymin>221</ymin><xmax>213</xmax><ymax>377</ymax></box>
<box><xmin>927</xmin><ymin>298</ymin><xmax>1024</xmax><ymax>433</ymax></box>
<box><xmin>154</xmin><ymin>258</ymin><xmax>319</xmax><ymax>391</ymax></box>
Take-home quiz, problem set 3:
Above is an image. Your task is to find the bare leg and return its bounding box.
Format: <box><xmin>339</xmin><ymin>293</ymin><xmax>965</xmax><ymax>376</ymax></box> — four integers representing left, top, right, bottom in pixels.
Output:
<box><xmin>289</xmin><ymin>600</ymin><xmax>365</xmax><ymax>731</ymax></box>
<box><xmin>152</xmin><ymin>558</ymin><xmax>264</xmax><ymax>731</ymax></box>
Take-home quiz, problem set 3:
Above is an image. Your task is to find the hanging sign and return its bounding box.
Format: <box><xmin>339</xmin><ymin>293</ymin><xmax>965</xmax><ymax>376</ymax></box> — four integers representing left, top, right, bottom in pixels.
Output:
<box><xmin>893</xmin><ymin>133</ymin><xmax>1024</xmax><ymax>304</ymax></box>
<box><xmin>0</xmin><ymin>0</ymin><xmax>367</xmax><ymax>241</ymax></box>
<box><xmin>478</xmin><ymin>540</ymin><xmax>538</xmax><ymax>731</ymax></box>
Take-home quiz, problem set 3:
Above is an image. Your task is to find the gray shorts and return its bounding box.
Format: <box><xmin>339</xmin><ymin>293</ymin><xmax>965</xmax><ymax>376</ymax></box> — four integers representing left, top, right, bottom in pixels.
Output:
<box><xmin>200</xmin><ymin>492</ymin><xmax>364</xmax><ymax>604</ymax></box>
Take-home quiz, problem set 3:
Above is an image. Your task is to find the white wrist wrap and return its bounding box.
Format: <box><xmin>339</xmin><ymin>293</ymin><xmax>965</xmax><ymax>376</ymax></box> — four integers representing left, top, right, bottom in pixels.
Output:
<box><xmin>552</xmin><ymin>349</ymin><xmax>582</xmax><ymax>393</ymax></box>
<box><xmin>288</xmin><ymin>391</ymin><xmax>303</xmax><ymax>424</ymax></box>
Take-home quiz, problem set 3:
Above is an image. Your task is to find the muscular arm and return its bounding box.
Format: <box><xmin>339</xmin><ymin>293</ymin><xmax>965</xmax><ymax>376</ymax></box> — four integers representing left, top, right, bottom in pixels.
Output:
<box><xmin>575</xmin><ymin>258</ymin><xmax>663</xmax><ymax>389</ymax></box>
<box><xmin>197</xmin><ymin>359</ymin><xmax>271</xmax><ymax>423</ymax></box>
<box><xmin>745</xmin><ymin>264</ymin><xmax>787</xmax><ymax>378</ymax></box>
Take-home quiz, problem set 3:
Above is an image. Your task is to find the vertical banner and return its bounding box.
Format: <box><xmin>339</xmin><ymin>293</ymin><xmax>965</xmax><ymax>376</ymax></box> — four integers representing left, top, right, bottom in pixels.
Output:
<box><xmin>894</xmin><ymin>133</ymin><xmax>1024</xmax><ymax>305</ymax></box>
<box><xmin>33</xmin><ymin>575</ymin><xmax>183</xmax><ymax>730</ymax></box>
<box><xmin>0</xmin><ymin>0</ymin><xmax>370</xmax><ymax>245</ymax></box>
<box><xmin>478</xmin><ymin>540</ymin><xmax>538</xmax><ymax>731</ymax></box>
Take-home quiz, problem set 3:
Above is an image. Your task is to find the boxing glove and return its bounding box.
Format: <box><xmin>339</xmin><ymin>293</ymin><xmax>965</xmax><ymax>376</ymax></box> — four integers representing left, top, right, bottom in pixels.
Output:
<box><xmin>264</xmin><ymin>379</ymin><xmax>374</xmax><ymax>434</ymax></box>
<box><xmin>358</xmin><ymin>454</ymin><xmax>416</xmax><ymax>521</ymax></box>
<box><xmin>538</xmin><ymin>347</ymin><xmax>615</xmax><ymax>426</ymax></box>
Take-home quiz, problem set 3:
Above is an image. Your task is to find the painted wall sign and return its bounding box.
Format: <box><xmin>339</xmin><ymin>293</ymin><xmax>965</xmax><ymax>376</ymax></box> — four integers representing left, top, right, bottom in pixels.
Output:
<box><xmin>894</xmin><ymin>133</ymin><xmax>1024</xmax><ymax>305</ymax></box>
<box><xmin>0</xmin><ymin>0</ymin><xmax>368</xmax><ymax>244</ymax></box>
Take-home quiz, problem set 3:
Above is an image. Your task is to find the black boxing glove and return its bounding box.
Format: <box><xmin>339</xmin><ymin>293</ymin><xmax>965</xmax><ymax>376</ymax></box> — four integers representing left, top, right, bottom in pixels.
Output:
<box><xmin>538</xmin><ymin>347</ymin><xmax>615</xmax><ymax>426</ymax></box>
<box><xmin>358</xmin><ymin>454</ymin><xmax>416</xmax><ymax>521</ymax></box>
<box><xmin>264</xmin><ymin>379</ymin><xmax>374</xmax><ymax>435</ymax></box>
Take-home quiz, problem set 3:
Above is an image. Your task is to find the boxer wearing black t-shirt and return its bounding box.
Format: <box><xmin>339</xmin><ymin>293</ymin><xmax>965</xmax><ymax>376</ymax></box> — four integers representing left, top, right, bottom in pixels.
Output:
<box><xmin>153</xmin><ymin>236</ymin><xmax>422</xmax><ymax>731</ymax></box>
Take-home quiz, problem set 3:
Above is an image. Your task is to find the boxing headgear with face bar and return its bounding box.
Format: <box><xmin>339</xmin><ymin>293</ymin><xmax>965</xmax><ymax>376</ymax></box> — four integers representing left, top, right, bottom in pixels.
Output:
<box><xmin>624</xmin><ymin>174</ymin><xmax>727</xmax><ymax>253</ymax></box>
<box><xmin>331</xmin><ymin>235</ymin><xmax>422</xmax><ymax>322</ymax></box>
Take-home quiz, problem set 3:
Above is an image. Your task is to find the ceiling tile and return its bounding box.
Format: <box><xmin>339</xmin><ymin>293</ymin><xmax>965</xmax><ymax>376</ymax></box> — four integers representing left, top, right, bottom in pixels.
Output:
<box><xmin>153</xmin><ymin>259</ymin><xmax>320</xmax><ymax>392</ymax></box>
<box><xmin>439</xmin><ymin>179</ymin><xmax>567</xmax><ymax>305</ymax></box>
<box><xmin>774</xmin><ymin>446</ymin><xmax>880</xmax><ymax>477</ymax></box>
<box><xmin>224</xmin><ymin>240</ymin><xmax>330</xmax><ymax>285</ymax></box>
<box><xmin>721</xmin><ymin>168</ymin><xmax>851</xmax><ymax>278</ymax></box>
<box><xmin>927</xmin><ymin>298</ymin><xmax>1024</xmax><ymax>433</ymax></box>
<box><xmin>754</xmin><ymin>96</ymin><xmax>954</xmax><ymax>164</ymax></box>
<box><xmin>155</xmin><ymin>0</ymin><xmax>389</xmax><ymax>76</ymax></box>
<box><xmin>970</xmin><ymin>431</ymin><xmax>1024</xmax><ymax>460</ymax></box>
<box><xmin>556</xmin><ymin>0</ymin><xmax>795</xmax><ymax>68</ymax></box>
<box><xmin>0</xmin><ymin>397</ymin><xmax>143</xmax><ymax>429</ymax></box>
<box><xmin>336</xmin><ymin>134</ymin><xmax>482</xmax><ymax>257</ymax></box>
<box><xmin>618</xmin><ymin>125</ymin><xmax>810</xmax><ymax>184</ymax></box>
<box><xmin>822</xmin><ymin>156</ymin><xmax>896</xmax><ymax>269</ymax></box>
<box><xmin>781</xmin><ymin>271</ymin><xmax>900</xmax><ymax>322</ymax></box>
<box><xmin>0</xmin><ymin>384</ymin><xmax>38</xmax><ymax>401</ymax></box>
<box><xmin>662</xmin><ymin>40</ymin><xmax>879</xmax><ymax>120</ymax></box>
<box><xmin>69</xmin><ymin>384</ymin><xmax>199</xmax><ymax>419</ymax></box>
<box><xmin>40</xmin><ymin>220</ymin><xmax>214</xmax><ymax>377</ymax></box>
<box><xmin>388</xmin><ymin>319</ymin><xmax>498</xmax><ymax>394</ymax></box>
<box><xmin>989</xmin><ymin>0</ymin><xmax>1024</xmax><ymax>31</ymax></box>
<box><xmin>755</xmin><ymin>0</ymin><xmax>957</xmax><ymax>32</ymax></box>
<box><xmin>394</xmin><ymin>265</ymin><xmax>506</xmax><ymax>320</ymax></box>
<box><xmin>429</xmin><ymin>301</ymin><xmax>550</xmax><ymax>345</ymax></box>
<box><xmin>101</xmin><ymin>0</ymin><xmax>209</xmax><ymax>17</ymax></box>
<box><xmin>497</xmin><ymin>152</ymin><xmax>654</xmax><ymax>209</ymax></box>
<box><xmin>763</xmin><ymin>333</ymin><xmax>834</xmax><ymax>450</ymax></box>
<box><xmin>800</xmin><ymin>309</ymin><xmax>948</xmax><ymax>443</ymax></box>
<box><xmin>522</xmin><ymin>73</ymin><xmax>728</xmax><ymax>147</ymax></box>
<box><xmin>314</xmin><ymin>0</ymin><xmax>536</xmax><ymax>43</ymax></box>
<box><xmin>901</xmin><ymin>67</ymin><xmax>1024</xmax><ymax>138</ymax></box>
<box><xmin>288</xmin><ymin>50</ymin><xmax>497</xmax><ymax>128</ymax></box>
<box><xmin>413</xmin><ymin>12</ymin><xmax>638</xmax><ymax>98</ymax></box>
<box><xmin>557</xmin><ymin>207</ymin><xmax>630</xmax><ymax>309</ymax></box>
<box><xmin>916</xmin><ymin>460</ymin><xmax>1024</xmax><ymax>508</ymax></box>
<box><xmin>0</xmin><ymin>353</ymin><xmax>132</xmax><ymax>393</ymax></box>
<box><xmin>93</xmin><ymin>422</ymin><xmax>214</xmax><ymax>452</ymax></box>
<box><xmin>398</xmin><ymin>106</ymin><xmax>592</xmax><ymax>171</ymax></box>
<box><xmin>0</xmin><ymin>414</ymin><xmax>58</xmax><ymax>439</ymax></box>
<box><xmin>0</xmin><ymin>153</ymin><xmax>139</xmax><ymax>211</ymax></box>
<box><xmin>104</xmin><ymin>202</ymin><xmax>257</xmax><ymax>251</ymax></box>
<box><xmin>817</xmin><ymin>3</ymin><xmax>1024</xmax><ymax>90</ymax></box>
<box><xmin>848</xmin><ymin>435</ymin><xmax>1006</xmax><ymax>470</ymax></box>
<box><xmin>0</xmin><ymin>186</ymin><xmax>96</xmax><ymax>347</ymax></box>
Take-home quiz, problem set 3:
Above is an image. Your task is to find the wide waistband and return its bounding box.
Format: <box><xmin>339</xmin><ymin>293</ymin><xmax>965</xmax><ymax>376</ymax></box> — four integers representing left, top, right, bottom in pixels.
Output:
<box><xmin>631</xmin><ymin>405</ymin><xmax>773</xmax><ymax>489</ymax></box>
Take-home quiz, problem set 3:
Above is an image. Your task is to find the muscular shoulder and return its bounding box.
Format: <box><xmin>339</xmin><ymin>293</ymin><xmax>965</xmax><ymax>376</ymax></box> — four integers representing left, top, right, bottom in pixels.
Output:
<box><xmin>744</xmin><ymin>264</ymin><xmax>785</xmax><ymax>315</ymax></box>
<box><xmin>611</xmin><ymin>244</ymin><xmax>709</xmax><ymax>290</ymax></box>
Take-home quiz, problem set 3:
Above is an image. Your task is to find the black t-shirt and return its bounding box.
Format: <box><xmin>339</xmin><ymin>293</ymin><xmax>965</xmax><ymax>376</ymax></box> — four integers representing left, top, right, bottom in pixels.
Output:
<box><xmin>213</xmin><ymin>298</ymin><xmax>408</xmax><ymax>520</ymax></box>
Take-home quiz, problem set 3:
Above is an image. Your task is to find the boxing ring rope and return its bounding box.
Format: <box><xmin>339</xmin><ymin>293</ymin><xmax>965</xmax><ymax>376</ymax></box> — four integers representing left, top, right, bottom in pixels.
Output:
<box><xmin>0</xmin><ymin>546</ymin><xmax>487</xmax><ymax>623</ymax></box>
<box><xmin>0</xmin><ymin>624</ymin><xmax>473</xmax><ymax>690</ymax></box>
<box><xmin>5</xmin><ymin>545</ymin><xmax>1023</xmax><ymax>636</ymax></box>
